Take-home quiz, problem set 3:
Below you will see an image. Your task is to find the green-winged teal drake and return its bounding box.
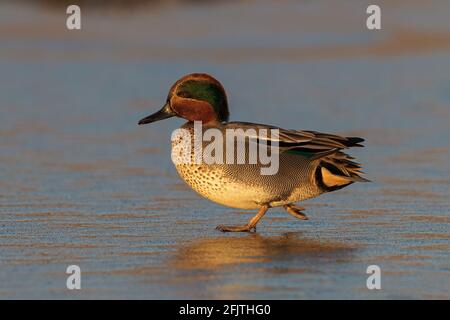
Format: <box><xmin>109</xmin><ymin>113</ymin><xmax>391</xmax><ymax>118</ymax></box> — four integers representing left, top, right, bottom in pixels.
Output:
<box><xmin>138</xmin><ymin>73</ymin><xmax>369</xmax><ymax>232</ymax></box>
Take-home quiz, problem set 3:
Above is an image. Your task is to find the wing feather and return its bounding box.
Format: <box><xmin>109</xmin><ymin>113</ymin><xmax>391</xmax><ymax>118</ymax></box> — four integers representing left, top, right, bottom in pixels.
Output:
<box><xmin>225</xmin><ymin>121</ymin><xmax>364</xmax><ymax>153</ymax></box>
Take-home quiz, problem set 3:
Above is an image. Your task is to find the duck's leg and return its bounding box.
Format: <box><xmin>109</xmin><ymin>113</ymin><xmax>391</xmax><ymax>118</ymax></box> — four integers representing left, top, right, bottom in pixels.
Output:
<box><xmin>216</xmin><ymin>205</ymin><xmax>269</xmax><ymax>232</ymax></box>
<box><xmin>284</xmin><ymin>204</ymin><xmax>309</xmax><ymax>220</ymax></box>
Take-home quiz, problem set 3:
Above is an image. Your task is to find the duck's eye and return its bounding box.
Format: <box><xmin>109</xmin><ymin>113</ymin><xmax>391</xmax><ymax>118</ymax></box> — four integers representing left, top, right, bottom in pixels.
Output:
<box><xmin>178</xmin><ymin>91</ymin><xmax>192</xmax><ymax>98</ymax></box>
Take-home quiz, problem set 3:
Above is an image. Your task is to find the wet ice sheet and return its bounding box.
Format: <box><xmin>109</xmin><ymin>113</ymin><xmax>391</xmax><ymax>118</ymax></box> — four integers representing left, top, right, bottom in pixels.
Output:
<box><xmin>0</xmin><ymin>0</ymin><xmax>449</xmax><ymax>299</ymax></box>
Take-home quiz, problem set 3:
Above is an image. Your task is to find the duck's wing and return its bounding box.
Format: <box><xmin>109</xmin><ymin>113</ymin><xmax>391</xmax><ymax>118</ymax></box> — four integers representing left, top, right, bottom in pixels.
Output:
<box><xmin>225</xmin><ymin>121</ymin><xmax>364</xmax><ymax>155</ymax></box>
<box><xmin>225</xmin><ymin>121</ymin><xmax>369</xmax><ymax>182</ymax></box>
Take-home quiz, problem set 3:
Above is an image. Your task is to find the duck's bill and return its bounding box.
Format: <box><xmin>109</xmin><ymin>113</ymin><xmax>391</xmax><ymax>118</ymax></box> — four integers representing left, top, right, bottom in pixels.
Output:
<box><xmin>138</xmin><ymin>103</ymin><xmax>175</xmax><ymax>125</ymax></box>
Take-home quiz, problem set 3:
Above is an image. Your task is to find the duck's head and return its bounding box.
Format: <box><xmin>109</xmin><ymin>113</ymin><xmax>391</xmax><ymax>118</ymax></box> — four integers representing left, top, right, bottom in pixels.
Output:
<box><xmin>138</xmin><ymin>73</ymin><xmax>229</xmax><ymax>126</ymax></box>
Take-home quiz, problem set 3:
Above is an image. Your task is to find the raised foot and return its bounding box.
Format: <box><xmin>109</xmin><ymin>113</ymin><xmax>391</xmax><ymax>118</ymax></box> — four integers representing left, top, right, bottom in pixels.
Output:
<box><xmin>216</xmin><ymin>224</ymin><xmax>256</xmax><ymax>232</ymax></box>
<box><xmin>284</xmin><ymin>204</ymin><xmax>309</xmax><ymax>220</ymax></box>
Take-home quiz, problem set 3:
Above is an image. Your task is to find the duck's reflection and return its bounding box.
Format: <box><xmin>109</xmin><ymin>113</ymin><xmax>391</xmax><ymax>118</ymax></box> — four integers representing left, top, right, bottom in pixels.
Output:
<box><xmin>166</xmin><ymin>232</ymin><xmax>356</xmax><ymax>298</ymax></box>
<box><xmin>171</xmin><ymin>232</ymin><xmax>356</xmax><ymax>271</ymax></box>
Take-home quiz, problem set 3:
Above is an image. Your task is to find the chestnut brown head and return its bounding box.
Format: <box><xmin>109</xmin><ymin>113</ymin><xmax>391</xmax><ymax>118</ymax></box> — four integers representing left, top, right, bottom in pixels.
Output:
<box><xmin>138</xmin><ymin>73</ymin><xmax>229</xmax><ymax>125</ymax></box>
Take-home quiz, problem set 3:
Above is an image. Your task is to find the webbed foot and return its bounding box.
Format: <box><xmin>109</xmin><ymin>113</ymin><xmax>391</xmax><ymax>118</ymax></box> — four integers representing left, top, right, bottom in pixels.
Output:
<box><xmin>215</xmin><ymin>205</ymin><xmax>269</xmax><ymax>233</ymax></box>
<box><xmin>216</xmin><ymin>224</ymin><xmax>256</xmax><ymax>232</ymax></box>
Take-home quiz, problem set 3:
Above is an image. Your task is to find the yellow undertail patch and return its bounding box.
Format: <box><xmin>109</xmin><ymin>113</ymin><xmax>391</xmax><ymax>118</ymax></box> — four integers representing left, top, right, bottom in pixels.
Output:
<box><xmin>321</xmin><ymin>167</ymin><xmax>351</xmax><ymax>188</ymax></box>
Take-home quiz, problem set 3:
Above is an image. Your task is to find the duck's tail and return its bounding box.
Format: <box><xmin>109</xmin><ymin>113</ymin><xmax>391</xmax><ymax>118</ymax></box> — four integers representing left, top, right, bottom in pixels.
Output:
<box><xmin>314</xmin><ymin>138</ymin><xmax>370</xmax><ymax>192</ymax></box>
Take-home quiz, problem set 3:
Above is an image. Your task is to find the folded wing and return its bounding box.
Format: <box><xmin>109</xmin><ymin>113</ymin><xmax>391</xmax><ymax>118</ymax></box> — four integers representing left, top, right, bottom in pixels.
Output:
<box><xmin>225</xmin><ymin>121</ymin><xmax>369</xmax><ymax>183</ymax></box>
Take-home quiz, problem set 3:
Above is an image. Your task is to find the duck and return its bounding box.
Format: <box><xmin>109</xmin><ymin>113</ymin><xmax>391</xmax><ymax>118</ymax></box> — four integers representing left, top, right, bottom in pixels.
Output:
<box><xmin>138</xmin><ymin>73</ymin><xmax>369</xmax><ymax>232</ymax></box>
